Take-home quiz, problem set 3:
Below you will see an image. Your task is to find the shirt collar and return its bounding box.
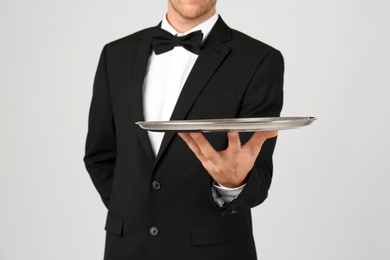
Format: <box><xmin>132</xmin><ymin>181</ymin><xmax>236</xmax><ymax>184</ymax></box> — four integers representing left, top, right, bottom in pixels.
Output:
<box><xmin>161</xmin><ymin>12</ymin><xmax>219</xmax><ymax>44</ymax></box>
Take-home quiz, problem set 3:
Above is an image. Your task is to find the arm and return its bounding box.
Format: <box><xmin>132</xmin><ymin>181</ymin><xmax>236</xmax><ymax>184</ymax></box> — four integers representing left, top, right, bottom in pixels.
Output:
<box><xmin>84</xmin><ymin>46</ymin><xmax>117</xmax><ymax>208</ymax></box>
<box><xmin>179</xmin><ymin>50</ymin><xmax>284</xmax><ymax>215</ymax></box>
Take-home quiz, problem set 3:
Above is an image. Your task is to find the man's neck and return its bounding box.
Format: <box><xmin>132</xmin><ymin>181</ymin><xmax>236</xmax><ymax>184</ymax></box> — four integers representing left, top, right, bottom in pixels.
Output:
<box><xmin>166</xmin><ymin>8</ymin><xmax>216</xmax><ymax>33</ymax></box>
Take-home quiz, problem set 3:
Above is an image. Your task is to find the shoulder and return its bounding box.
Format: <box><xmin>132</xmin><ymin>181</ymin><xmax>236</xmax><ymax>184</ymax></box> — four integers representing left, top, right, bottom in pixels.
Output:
<box><xmin>215</xmin><ymin>17</ymin><xmax>282</xmax><ymax>59</ymax></box>
<box><xmin>230</xmin><ymin>29</ymin><xmax>281</xmax><ymax>57</ymax></box>
<box><xmin>103</xmin><ymin>26</ymin><xmax>155</xmax><ymax>51</ymax></box>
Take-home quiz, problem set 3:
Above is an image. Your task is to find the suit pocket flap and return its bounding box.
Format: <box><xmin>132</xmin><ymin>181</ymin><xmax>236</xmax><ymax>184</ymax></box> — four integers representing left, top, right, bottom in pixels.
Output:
<box><xmin>192</xmin><ymin>216</ymin><xmax>251</xmax><ymax>246</ymax></box>
<box><xmin>105</xmin><ymin>214</ymin><xmax>124</xmax><ymax>236</ymax></box>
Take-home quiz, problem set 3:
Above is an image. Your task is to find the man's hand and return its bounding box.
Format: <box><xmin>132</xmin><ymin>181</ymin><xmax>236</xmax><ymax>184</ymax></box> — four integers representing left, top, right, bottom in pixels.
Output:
<box><xmin>178</xmin><ymin>131</ymin><xmax>278</xmax><ymax>188</ymax></box>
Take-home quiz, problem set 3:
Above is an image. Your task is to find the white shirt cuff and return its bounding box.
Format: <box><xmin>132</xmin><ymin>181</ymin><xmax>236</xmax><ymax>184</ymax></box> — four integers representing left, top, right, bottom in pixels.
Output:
<box><xmin>211</xmin><ymin>182</ymin><xmax>246</xmax><ymax>207</ymax></box>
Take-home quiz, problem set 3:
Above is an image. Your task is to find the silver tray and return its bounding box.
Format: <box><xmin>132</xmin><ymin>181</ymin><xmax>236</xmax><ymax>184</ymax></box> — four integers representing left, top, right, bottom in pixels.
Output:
<box><xmin>136</xmin><ymin>117</ymin><xmax>316</xmax><ymax>133</ymax></box>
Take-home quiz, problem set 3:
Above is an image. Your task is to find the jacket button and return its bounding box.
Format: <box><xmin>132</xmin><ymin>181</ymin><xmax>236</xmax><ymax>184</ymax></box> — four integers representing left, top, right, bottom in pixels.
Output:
<box><xmin>152</xmin><ymin>181</ymin><xmax>161</xmax><ymax>190</ymax></box>
<box><xmin>149</xmin><ymin>226</ymin><xmax>159</xmax><ymax>236</ymax></box>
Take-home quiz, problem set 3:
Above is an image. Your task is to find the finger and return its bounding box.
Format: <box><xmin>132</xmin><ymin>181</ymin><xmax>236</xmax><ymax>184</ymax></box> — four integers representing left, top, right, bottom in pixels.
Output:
<box><xmin>252</xmin><ymin>130</ymin><xmax>278</xmax><ymax>142</ymax></box>
<box><xmin>178</xmin><ymin>132</ymin><xmax>206</xmax><ymax>160</ymax></box>
<box><xmin>188</xmin><ymin>132</ymin><xmax>219</xmax><ymax>162</ymax></box>
<box><xmin>227</xmin><ymin>132</ymin><xmax>241</xmax><ymax>152</ymax></box>
<box><xmin>243</xmin><ymin>131</ymin><xmax>278</xmax><ymax>153</ymax></box>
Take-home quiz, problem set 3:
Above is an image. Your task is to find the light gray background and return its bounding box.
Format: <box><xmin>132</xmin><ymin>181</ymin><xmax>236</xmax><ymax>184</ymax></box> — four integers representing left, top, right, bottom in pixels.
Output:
<box><xmin>1</xmin><ymin>0</ymin><xmax>389</xmax><ymax>259</ymax></box>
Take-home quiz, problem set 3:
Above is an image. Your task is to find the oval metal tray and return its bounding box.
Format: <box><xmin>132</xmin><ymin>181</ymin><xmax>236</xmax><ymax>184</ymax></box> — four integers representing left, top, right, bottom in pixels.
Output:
<box><xmin>136</xmin><ymin>117</ymin><xmax>316</xmax><ymax>133</ymax></box>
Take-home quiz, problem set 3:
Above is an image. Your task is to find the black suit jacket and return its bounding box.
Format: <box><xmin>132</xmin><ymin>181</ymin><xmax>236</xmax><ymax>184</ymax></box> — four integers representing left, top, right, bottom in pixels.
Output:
<box><xmin>84</xmin><ymin>16</ymin><xmax>284</xmax><ymax>260</ymax></box>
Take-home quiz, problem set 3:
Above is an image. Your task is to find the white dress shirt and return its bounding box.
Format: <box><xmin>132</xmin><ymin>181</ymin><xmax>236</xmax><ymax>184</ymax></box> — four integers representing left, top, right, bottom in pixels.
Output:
<box><xmin>142</xmin><ymin>13</ymin><xmax>244</xmax><ymax>205</ymax></box>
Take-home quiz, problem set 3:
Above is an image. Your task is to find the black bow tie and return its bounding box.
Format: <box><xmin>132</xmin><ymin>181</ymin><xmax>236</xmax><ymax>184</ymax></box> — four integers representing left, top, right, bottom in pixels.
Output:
<box><xmin>152</xmin><ymin>28</ymin><xmax>203</xmax><ymax>55</ymax></box>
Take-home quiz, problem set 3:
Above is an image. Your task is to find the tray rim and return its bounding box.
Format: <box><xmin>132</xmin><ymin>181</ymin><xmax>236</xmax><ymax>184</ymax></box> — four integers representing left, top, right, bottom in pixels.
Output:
<box><xmin>135</xmin><ymin>116</ymin><xmax>316</xmax><ymax>132</ymax></box>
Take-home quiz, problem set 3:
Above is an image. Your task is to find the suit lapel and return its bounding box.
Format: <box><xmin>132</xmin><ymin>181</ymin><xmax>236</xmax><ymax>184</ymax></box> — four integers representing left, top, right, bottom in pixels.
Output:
<box><xmin>129</xmin><ymin>29</ymin><xmax>156</xmax><ymax>162</ymax></box>
<box><xmin>155</xmin><ymin>17</ymin><xmax>232</xmax><ymax>163</ymax></box>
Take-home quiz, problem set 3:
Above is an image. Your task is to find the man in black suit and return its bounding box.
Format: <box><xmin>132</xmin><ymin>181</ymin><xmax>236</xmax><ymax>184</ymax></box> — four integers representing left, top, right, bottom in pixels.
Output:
<box><xmin>84</xmin><ymin>0</ymin><xmax>284</xmax><ymax>259</ymax></box>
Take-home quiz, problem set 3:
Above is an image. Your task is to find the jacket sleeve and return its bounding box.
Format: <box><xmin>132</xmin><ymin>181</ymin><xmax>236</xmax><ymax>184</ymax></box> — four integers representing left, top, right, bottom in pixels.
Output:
<box><xmin>221</xmin><ymin>49</ymin><xmax>284</xmax><ymax>216</ymax></box>
<box><xmin>84</xmin><ymin>46</ymin><xmax>116</xmax><ymax>209</ymax></box>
